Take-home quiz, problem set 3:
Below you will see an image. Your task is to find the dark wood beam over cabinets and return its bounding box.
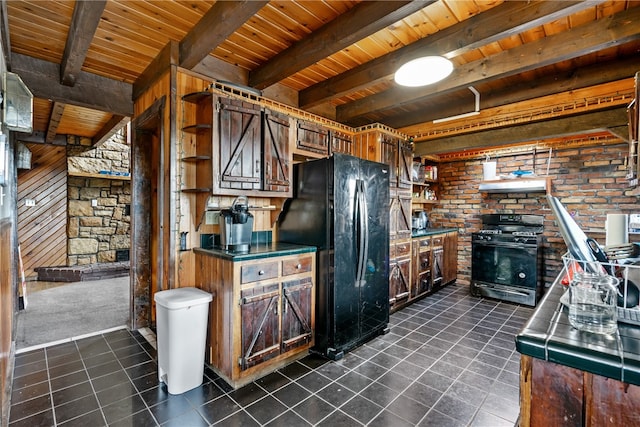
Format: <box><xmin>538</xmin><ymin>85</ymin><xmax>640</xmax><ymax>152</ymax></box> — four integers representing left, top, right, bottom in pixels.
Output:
<box><xmin>93</xmin><ymin>115</ymin><xmax>129</xmax><ymax>146</ymax></box>
<box><xmin>60</xmin><ymin>0</ymin><xmax>106</xmax><ymax>86</ymax></box>
<box><xmin>179</xmin><ymin>0</ymin><xmax>268</xmax><ymax>71</ymax></box>
<box><xmin>12</xmin><ymin>53</ymin><xmax>133</xmax><ymax>117</ymax></box>
<box><xmin>300</xmin><ymin>0</ymin><xmax>598</xmax><ymax>109</ymax></box>
<box><xmin>414</xmin><ymin>108</ymin><xmax>628</xmax><ymax>155</ymax></box>
<box><xmin>390</xmin><ymin>56</ymin><xmax>640</xmax><ymax>129</ymax></box>
<box><xmin>46</xmin><ymin>102</ymin><xmax>65</xmax><ymax>143</ymax></box>
<box><xmin>248</xmin><ymin>1</ymin><xmax>433</xmax><ymax>90</ymax></box>
<box><xmin>337</xmin><ymin>6</ymin><xmax>640</xmax><ymax>124</ymax></box>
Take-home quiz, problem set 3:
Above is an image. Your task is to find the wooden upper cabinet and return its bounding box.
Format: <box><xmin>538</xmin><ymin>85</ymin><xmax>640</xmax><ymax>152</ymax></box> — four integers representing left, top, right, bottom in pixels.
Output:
<box><xmin>212</xmin><ymin>96</ymin><xmax>292</xmax><ymax>197</ymax></box>
<box><xmin>295</xmin><ymin>120</ymin><xmax>330</xmax><ymax>157</ymax></box>
<box><xmin>330</xmin><ymin>130</ymin><xmax>355</xmax><ymax>156</ymax></box>
<box><xmin>381</xmin><ymin>134</ymin><xmax>412</xmax><ymax>189</ymax></box>
<box><xmin>213</xmin><ymin>96</ymin><xmax>262</xmax><ymax>194</ymax></box>
<box><xmin>263</xmin><ymin>108</ymin><xmax>291</xmax><ymax>194</ymax></box>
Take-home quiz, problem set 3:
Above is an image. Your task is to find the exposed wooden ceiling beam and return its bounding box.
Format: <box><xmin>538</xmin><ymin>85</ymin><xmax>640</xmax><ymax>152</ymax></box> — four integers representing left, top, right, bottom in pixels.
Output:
<box><xmin>391</xmin><ymin>56</ymin><xmax>640</xmax><ymax>130</ymax></box>
<box><xmin>16</xmin><ymin>131</ymin><xmax>66</xmax><ymax>145</ymax></box>
<box><xmin>300</xmin><ymin>0</ymin><xmax>598</xmax><ymax>109</ymax></box>
<box><xmin>179</xmin><ymin>0</ymin><xmax>268</xmax><ymax>70</ymax></box>
<box><xmin>60</xmin><ymin>0</ymin><xmax>106</xmax><ymax>86</ymax></box>
<box><xmin>414</xmin><ymin>108</ymin><xmax>628</xmax><ymax>155</ymax></box>
<box><xmin>338</xmin><ymin>6</ymin><xmax>640</xmax><ymax>124</ymax></box>
<box><xmin>45</xmin><ymin>102</ymin><xmax>65</xmax><ymax>143</ymax></box>
<box><xmin>248</xmin><ymin>0</ymin><xmax>433</xmax><ymax>90</ymax></box>
<box><xmin>12</xmin><ymin>53</ymin><xmax>133</xmax><ymax>117</ymax></box>
<box><xmin>92</xmin><ymin>114</ymin><xmax>129</xmax><ymax>146</ymax></box>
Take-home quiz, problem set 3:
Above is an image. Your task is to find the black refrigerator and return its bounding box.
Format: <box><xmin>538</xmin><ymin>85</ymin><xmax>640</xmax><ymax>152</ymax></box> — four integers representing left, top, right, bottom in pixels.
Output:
<box><xmin>278</xmin><ymin>153</ymin><xmax>390</xmax><ymax>360</ymax></box>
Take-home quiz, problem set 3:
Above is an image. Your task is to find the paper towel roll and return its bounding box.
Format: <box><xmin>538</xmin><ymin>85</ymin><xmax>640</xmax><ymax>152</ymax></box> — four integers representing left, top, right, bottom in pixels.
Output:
<box><xmin>605</xmin><ymin>214</ymin><xmax>628</xmax><ymax>246</ymax></box>
<box><xmin>483</xmin><ymin>161</ymin><xmax>497</xmax><ymax>180</ymax></box>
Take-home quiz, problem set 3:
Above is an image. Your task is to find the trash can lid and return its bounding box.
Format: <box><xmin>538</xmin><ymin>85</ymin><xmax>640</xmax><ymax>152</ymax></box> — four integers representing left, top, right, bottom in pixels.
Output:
<box><xmin>154</xmin><ymin>287</ymin><xmax>212</xmax><ymax>309</ymax></box>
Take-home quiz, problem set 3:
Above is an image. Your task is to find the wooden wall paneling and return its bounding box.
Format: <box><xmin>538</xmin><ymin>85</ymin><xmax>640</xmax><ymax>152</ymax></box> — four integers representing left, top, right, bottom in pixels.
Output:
<box><xmin>17</xmin><ymin>143</ymin><xmax>67</xmax><ymax>278</ymax></box>
<box><xmin>176</xmin><ymin>71</ymin><xmax>212</xmax><ymax>287</ymax></box>
<box><xmin>0</xmin><ymin>220</ymin><xmax>13</xmax><ymax>427</ymax></box>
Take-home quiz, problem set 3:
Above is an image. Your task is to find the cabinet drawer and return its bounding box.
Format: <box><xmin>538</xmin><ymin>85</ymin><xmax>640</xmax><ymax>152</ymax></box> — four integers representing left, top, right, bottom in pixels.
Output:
<box><xmin>282</xmin><ymin>256</ymin><xmax>313</xmax><ymax>276</ymax></box>
<box><xmin>241</xmin><ymin>261</ymin><xmax>279</xmax><ymax>284</ymax></box>
<box><xmin>395</xmin><ymin>241</ymin><xmax>411</xmax><ymax>257</ymax></box>
<box><xmin>431</xmin><ymin>236</ymin><xmax>443</xmax><ymax>246</ymax></box>
<box><xmin>418</xmin><ymin>237</ymin><xmax>431</xmax><ymax>249</ymax></box>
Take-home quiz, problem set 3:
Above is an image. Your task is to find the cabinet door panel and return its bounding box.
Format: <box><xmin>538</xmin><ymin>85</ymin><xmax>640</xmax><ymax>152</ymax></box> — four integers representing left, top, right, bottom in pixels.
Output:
<box><xmin>240</xmin><ymin>283</ymin><xmax>280</xmax><ymax>370</ymax></box>
<box><xmin>215</xmin><ymin>97</ymin><xmax>262</xmax><ymax>192</ymax></box>
<box><xmin>331</xmin><ymin>131</ymin><xmax>355</xmax><ymax>156</ymax></box>
<box><xmin>433</xmin><ymin>248</ymin><xmax>444</xmax><ymax>287</ymax></box>
<box><xmin>380</xmin><ymin>135</ymin><xmax>398</xmax><ymax>187</ymax></box>
<box><xmin>398</xmin><ymin>141</ymin><xmax>412</xmax><ymax>189</ymax></box>
<box><xmin>443</xmin><ymin>232</ymin><xmax>458</xmax><ymax>284</ymax></box>
<box><xmin>263</xmin><ymin>109</ymin><xmax>291</xmax><ymax>193</ymax></box>
<box><xmin>282</xmin><ymin>278</ymin><xmax>313</xmax><ymax>352</ymax></box>
<box><xmin>412</xmin><ymin>239</ymin><xmax>432</xmax><ymax>298</ymax></box>
<box><xmin>389</xmin><ymin>257</ymin><xmax>410</xmax><ymax>305</ymax></box>
<box><xmin>296</xmin><ymin>120</ymin><xmax>329</xmax><ymax>155</ymax></box>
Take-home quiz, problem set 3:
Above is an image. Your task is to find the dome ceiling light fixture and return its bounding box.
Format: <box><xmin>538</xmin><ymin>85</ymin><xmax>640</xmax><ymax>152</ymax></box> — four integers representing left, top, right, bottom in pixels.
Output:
<box><xmin>394</xmin><ymin>56</ymin><xmax>453</xmax><ymax>87</ymax></box>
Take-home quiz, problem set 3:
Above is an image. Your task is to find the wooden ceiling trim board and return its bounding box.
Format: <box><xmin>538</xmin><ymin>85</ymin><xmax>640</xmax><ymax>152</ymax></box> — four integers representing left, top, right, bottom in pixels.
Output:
<box><xmin>179</xmin><ymin>1</ymin><xmax>269</xmax><ymax>70</ymax></box>
<box><xmin>337</xmin><ymin>6</ymin><xmax>640</xmax><ymax>123</ymax></box>
<box><xmin>12</xmin><ymin>53</ymin><xmax>133</xmax><ymax>117</ymax></box>
<box><xmin>60</xmin><ymin>0</ymin><xmax>106</xmax><ymax>86</ymax></box>
<box><xmin>414</xmin><ymin>108</ymin><xmax>628</xmax><ymax>155</ymax></box>
<box><xmin>299</xmin><ymin>0</ymin><xmax>598</xmax><ymax>109</ymax></box>
<box><xmin>392</xmin><ymin>55</ymin><xmax>640</xmax><ymax>129</ymax></box>
<box><xmin>248</xmin><ymin>1</ymin><xmax>434</xmax><ymax>90</ymax></box>
<box><xmin>92</xmin><ymin>115</ymin><xmax>129</xmax><ymax>147</ymax></box>
<box><xmin>45</xmin><ymin>102</ymin><xmax>65</xmax><ymax>143</ymax></box>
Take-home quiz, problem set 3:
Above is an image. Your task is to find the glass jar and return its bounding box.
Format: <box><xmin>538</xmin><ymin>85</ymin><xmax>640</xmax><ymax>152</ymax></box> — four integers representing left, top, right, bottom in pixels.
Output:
<box><xmin>568</xmin><ymin>272</ymin><xmax>618</xmax><ymax>335</ymax></box>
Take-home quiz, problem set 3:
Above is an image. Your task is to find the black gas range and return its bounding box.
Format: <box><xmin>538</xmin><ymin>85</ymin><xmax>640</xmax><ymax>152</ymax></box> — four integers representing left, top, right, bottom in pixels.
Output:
<box><xmin>471</xmin><ymin>214</ymin><xmax>544</xmax><ymax>306</ymax></box>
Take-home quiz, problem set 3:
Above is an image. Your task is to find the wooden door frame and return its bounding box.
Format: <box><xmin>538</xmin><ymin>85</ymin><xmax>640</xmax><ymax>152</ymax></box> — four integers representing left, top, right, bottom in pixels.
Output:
<box><xmin>130</xmin><ymin>96</ymin><xmax>166</xmax><ymax>329</ymax></box>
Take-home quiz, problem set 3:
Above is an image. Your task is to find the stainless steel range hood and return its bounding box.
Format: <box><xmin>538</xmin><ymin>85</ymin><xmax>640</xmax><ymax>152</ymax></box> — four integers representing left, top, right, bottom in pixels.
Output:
<box><xmin>479</xmin><ymin>177</ymin><xmax>549</xmax><ymax>193</ymax></box>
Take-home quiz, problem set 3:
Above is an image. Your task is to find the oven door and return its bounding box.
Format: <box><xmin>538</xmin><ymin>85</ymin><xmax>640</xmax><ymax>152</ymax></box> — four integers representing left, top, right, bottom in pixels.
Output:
<box><xmin>471</xmin><ymin>240</ymin><xmax>539</xmax><ymax>289</ymax></box>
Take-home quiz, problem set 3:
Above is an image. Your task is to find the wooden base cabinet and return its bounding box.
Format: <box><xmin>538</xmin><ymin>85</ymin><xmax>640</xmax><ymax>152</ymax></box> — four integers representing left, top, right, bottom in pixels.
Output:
<box><xmin>519</xmin><ymin>355</ymin><xmax>640</xmax><ymax>426</ymax></box>
<box><xmin>391</xmin><ymin>230</ymin><xmax>458</xmax><ymax>313</ymax></box>
<box><xmin>196</xmin><ymin>251</ymin><xmax>315</xmax><ymax>388</ymax></box>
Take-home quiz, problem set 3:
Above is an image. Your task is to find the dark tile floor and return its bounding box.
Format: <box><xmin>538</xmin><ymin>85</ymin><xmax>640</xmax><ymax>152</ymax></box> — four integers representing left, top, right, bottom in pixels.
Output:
<box><xmin>9</xmin><ymin>283</ymin><xmax>534</xmax><ymax>426</ymax></box>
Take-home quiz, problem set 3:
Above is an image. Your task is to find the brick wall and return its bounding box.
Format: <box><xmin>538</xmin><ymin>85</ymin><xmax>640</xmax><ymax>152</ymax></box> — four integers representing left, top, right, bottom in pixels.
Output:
<box><xmin>66</xmin><ymin>133</ymin><xmax>131</xmax><ymax>265</ymax></box>
<box><xmin>427</xmin><ymin>143</ymin><xmax>637</xmax><ymax>288</ymax></box>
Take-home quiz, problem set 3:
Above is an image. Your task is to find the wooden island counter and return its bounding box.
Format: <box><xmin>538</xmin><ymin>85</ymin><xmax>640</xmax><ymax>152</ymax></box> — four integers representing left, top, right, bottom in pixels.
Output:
<box><xmin>516</xmin><ymin>273</ymin><xmax>640</xmax><ymax>426</ymax></box>
<box><xmin>194</xmin><ymin>242</ymin><xmax>316</xmax><ymax>389</ymax></box>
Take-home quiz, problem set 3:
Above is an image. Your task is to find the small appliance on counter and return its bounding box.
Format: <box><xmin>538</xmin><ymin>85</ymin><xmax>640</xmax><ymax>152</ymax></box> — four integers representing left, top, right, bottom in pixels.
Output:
<box><xmin>219</xmin><ymin>196</ymin><xmax>254</xmax><ymax>253</ymax></box>
<box><xmin>412</xmin><ymin>210</ymin><xmax>429</xmax><ymax>230</ymax></box>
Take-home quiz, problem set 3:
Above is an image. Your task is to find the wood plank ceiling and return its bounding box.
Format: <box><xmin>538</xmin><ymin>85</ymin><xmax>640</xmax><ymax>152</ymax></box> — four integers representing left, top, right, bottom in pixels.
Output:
<box><xmin>2</xmin><ymin>0</ymin><xmax>639</xmax><ymax>154</ymax></box>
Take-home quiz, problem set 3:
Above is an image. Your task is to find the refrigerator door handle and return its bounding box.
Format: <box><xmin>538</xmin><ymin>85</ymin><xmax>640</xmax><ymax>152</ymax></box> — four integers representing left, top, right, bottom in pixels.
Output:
<box><xmin>356</xmin><ymin>179</ymin><xmax>369</xmax><ymax>286</ymax></box>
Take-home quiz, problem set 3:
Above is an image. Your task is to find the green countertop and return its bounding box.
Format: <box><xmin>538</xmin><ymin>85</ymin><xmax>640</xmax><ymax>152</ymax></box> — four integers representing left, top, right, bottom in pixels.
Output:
<box><xmin>194</xmin><ymin>242</ymin><xmax>316</xmax><ymax>262</ymax></box>
<box><xmin>515</xmin><ymin>272</ymin><xmax>640</xmax><ymax>385</ymax></box>
<box><xmin>411</xmin><ymin>227</ymin><xmax>458</xmax><ymax>238</ymax></box>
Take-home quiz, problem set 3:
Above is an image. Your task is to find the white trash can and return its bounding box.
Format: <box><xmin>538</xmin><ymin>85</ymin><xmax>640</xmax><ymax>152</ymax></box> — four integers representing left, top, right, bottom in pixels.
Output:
<box><xmin>154</xmin><ymin>287</ymin><xmax>212</xmax><ymax>395</ymax></box>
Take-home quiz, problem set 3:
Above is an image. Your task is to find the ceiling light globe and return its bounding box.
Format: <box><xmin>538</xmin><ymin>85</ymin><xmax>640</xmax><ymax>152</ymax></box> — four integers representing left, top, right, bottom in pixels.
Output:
<box><xmin>394</xmin><ymin>56</ymin><xmax>454</xmax><ymax>87</ymax></box>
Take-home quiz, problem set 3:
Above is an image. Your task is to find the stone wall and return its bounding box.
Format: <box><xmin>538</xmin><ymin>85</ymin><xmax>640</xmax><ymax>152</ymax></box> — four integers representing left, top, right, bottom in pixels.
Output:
<box><xmin>66</xmin><ymin>131</ymin><xmax>131</xmax><ymax>265</ymax></box>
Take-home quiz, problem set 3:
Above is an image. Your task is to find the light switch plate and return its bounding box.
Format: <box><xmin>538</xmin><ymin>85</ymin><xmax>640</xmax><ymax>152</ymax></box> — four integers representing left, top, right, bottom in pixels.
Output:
<box><xmin>25</xmin><ymin>199</ymin><xmax>35</xmax><ymax>206</ymax></box>
<box><xmin>205</xmin><ymin>211</ymin><xmax>219</xmax><ymax>225</ymax></box>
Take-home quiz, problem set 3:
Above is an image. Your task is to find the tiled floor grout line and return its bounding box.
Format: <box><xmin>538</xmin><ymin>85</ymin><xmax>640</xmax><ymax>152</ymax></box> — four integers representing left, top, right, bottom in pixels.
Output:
<box><xmin>9</xmin><ymin>285</ymin><xmax>532</xmax><ymax>427</ymax></box>
<box><xmin>104</xmin><ymin>334</ymin><xmax>162</xmax><ymax>426</ymax></box>
<box><xmin>406</xmin><ymin>290</ymin><xmax>516</xmax><ymax>426</ymax></box>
